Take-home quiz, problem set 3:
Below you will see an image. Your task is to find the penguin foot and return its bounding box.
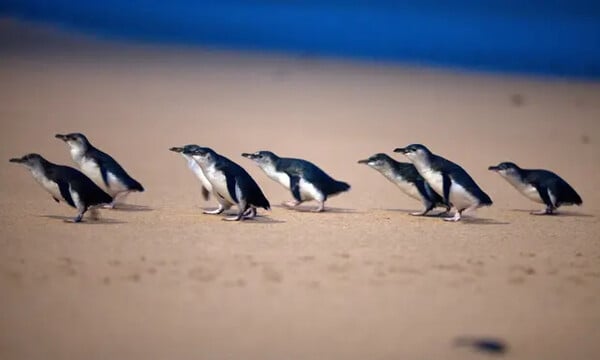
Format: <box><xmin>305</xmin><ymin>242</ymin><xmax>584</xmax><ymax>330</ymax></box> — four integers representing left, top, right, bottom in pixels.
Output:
<box><xmin>312</xmin><ymin>202</ymin><xmax>325</xmax><ymax>212</ymax></box>
<box><xmin>204</xmin><ymin>207</ymin><xmax>225</xmax><ymax>215</ymax></box>
<box><xmin>531</xmin><ymin>209</ymin><xmax>555</xmax><ymax>215</ymax></box>
<box><xmin>65</xmin><ymin>214</ymin><xmax>84</xmax><ymax>223</ymax></box>
<box><xmin>103</xmin><ymin>203</ymin><xmax>116</xmax><ymax>209</ymax></box>
<box><xmin>243</xmin><ymin>207</ymin><xmax>257</xmax><ymax>219</ymax></box>
<box><xmin>443</xmin><ymin>212</ymin><xmax>462</xmax><ymax>222</ymax></box>
<box><xmin>223</xmin><ymin>215</ymin><xmax>243</xmax><ymax>221</ymax></box>
<box><xmin>410</xmin><ymin>210</ymin><xmax>427</xmax><ymax>216</ymax></box>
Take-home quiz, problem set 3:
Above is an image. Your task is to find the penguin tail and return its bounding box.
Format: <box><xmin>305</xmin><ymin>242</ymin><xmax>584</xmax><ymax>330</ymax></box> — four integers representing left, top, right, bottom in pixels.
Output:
<box><xmin>130</xmin><ymin>179</ymin><xmax>144</xmax><ymax>192</ymax></box>
<box><xmin>480</xmin><ymin>192</ymin><xmax>493</xmax><ymax>206</ymax></box>
<box><xmin>260</xmin><ymin>197</ymin><xmax>271</xmax><ymax>211</ymax></box>
<box><xmin>331</xmin><ymin>180</ymin><xmax>351</xmax><ymax>195</ymax></box>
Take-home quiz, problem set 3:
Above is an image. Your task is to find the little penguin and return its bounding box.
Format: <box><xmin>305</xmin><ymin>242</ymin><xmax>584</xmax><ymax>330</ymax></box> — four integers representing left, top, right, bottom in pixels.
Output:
<box><xmin>358</xmin><ymin>153</ymin><xmax>449</xmax><ymax>216</ymax></box>
<box><xmin>182</xmin><ymin>146</ymin><xmax>270</xmax><ymax>221</ymax></box>
<box><xmin>241</xmin><ymin>151</ymin><xmax>350</xmax><ymax>212</ymax></box>
<box><xmin>488</xmin><ymin>162</ymin><xmax>582</xmax><ymax>215</ymax></box>
<box><xmin>55</xmin><ymin>133</ymin><xmax>144</xmax><ymax>208</ymax></box>
<box><xmin>394</xmin><ymin>144</ymin><xmax>492</xmax><ymax>222</ymax></box>
<box><xmin>170</xmin><ymin>144</ymin><xmax>244</xmax><ymax>216</ymax></box>
<box><xmin>9</xmin><ymin>153</ymin><xmax>113</xmax><ymax>222</ymax></box>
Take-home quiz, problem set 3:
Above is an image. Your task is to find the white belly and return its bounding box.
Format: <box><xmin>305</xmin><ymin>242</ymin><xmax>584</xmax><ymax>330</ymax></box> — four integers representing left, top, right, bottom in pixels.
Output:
<box><xmin>106</xmin><ymin>171</ymin><xmax>129</xmax><ymax>195</ymax></box>
<box><xmin>448</xmin><ymin>181</ymin><xmax>478</xmax><ymax>209</ymax></box>
<box><xmin>393</xmin><ymin>178</ymin><xmax>423</xmax><ymax>202</ymax></box>
<box><xmin>299</xmin><ymin>179</ymin><xmax>323</xmax><ymax>201</ymax></box>
<box><xmin>417</xmin><ymin>167</ymin><xmax>444</xmax><ymax>198</ymax></box>
<box><xmin>31</xmin><ymin>168</ymin><xmax>62</xmax><ymax>200</ymax></box>
<box><xmin>79</xmin><ymin>157</ymin><xmax>106</xmax><ymax>190</ymax></box>
<box><xmin>184</xmin><ymin>155</ymin><xmax>213</xmax><ymax>191</ymax></box>
<box><xmin>205</xmin><ymin>164</ymin><xmax>236</xmax><ymax>204</ymax></box>
<box><xmin>263</xmin><ymin>165</ymin><xmax>291</xmax><ymax>189</ymax></box>
<box><xmin>504</xmin><ymin>177</ymin><xmax>544</xmax><ymax>204</ymax></box>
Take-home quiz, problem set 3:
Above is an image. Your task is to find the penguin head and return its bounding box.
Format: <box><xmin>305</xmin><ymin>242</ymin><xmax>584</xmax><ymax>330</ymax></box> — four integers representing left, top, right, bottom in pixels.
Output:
<box><xmin>182</xmin><ymin>146</ymin><xmax>217</xmax><ymax>166</ymax></box>
<box><xmin>9</xmin><ymin>153</ymin><xmax>47</xmax><ymax>169</ymax></box>
<box><xmin>394</xmin><ymin>144</ymin><xmax>431</xmax><ymax>163</ymax></box>
<box><xmin>170</xmin><ymin>144</ymin><xmax>200</xmax><ymax>157</ymax></box>
<box><xmin>488</xmin><ymin>162</ymin><xmax>521</xmax><ymax>176</ymax></box>
<box><xmin>55</xmin><ymin>133</ymin><xmax>90</xmax><ymax>152</ymax></box>
<box><xmin>358</xmin><ymin>153</ymin><xmax>394</xmax><ymax>169</ymax></box>
<box><xmin>241</xmin><ymin>151</ymin><xmax>279</xmax><ymax>168</ymax></box>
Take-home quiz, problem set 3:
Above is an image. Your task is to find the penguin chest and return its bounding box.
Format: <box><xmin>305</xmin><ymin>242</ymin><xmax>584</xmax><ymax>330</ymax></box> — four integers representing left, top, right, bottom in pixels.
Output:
<box><xmin>417</xmin><ymin>167</ymin><xmax>444</xmax><ymax>197</ymax></box>
<box><xmin>503</xmin><ymin>177</ymin><xmax>544</xmax><ymax>204</ymax></box>
<box><xmin>392</xmin><ymin>177</ymin><xmax>423</xmax><ymax>202</ymax></box>
<box><xmin>205</xmin><ymin>165</ymin><xmax>236</xmax><ymax>204</ymax></box>
<box><xmin>185</xmin><ymin>156</ymin><xmax>212</xmax><ymax>191</ymax></box>
<box><xmin>79</xmin><ymin>157</ymin><xmax>105</xmax><ymax>190</ymax></box>
<box><xmin>263</xmin><ymin>165</ymin><xmax>290</xmax><ymax>189</ymax></box>
<box><xmin>299</xmin><ymin>179</ymin><xmax>324</xmax><ymax>201</ymax></box>
<box><xmin>30</xmin><ymin>168</ymin><xmax>62</xmax><ymax>201</ymax></box>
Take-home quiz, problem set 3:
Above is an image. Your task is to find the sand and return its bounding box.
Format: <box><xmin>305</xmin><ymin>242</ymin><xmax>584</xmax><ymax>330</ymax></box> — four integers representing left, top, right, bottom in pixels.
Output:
<box><xmin>1</xmin><ymin>20</ymin><xmax>600</xmax><ymax>360</ymax></box>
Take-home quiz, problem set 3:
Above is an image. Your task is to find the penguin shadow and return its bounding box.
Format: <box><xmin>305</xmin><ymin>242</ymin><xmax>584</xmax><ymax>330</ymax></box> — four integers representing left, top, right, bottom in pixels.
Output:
<box><xmin>454</xmin><ymin>336</ymin><xmax>508</xmax><ymax>355</ymax></box>
<box><xmin>510</xmin><ymin>209</ymin><xmax>593</xmax><ymax>218</ymax></box>
<box><xmin>273</xmin><ymin>204</ymin><xmax>359</xmax><ymax>214</ymax></box>
<box><xmin>238</xmin><ymin>215</ymin><xmax>285</xmax><ymax>224</ymax></box>
<box><xmin>38</xmin><ymin>215</ymin><xmax>126</xmax><ymax>225</ymax></box>
<box><xmin>458</xmin><ymin>217</ymin><xmax>510</xmax><ymax>226</ymax></box>
<box><xmin>382</xmin><ymin>208</ymin><xmax>450</xmax><ymax>217</ymax></box>
<box><xmin>109</xmin><ymin>204</ymin><xmax>153</xmax><ymax>212</ymax></box>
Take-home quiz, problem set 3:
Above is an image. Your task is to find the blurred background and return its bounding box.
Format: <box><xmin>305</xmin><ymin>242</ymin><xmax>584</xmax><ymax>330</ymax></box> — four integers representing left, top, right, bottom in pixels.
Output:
<box><xmin>2</xmin><ymin>0</ymin><xmax>600</xmax><ymax>77</ymax></box>
<box><xmin>2</xmin><ymin>3</ymin><xmax>600</xmax><ymax>360</ymax></box>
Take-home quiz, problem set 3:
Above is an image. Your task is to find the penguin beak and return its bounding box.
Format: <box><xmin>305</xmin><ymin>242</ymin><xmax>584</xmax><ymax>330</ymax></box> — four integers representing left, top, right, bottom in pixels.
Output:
<box><xmin>488</xmin><ymin>165</ymin><xmax>500</xmax><ymax>171</ymax></box>
<box><xmin>55</xmin><ymin>134</ymin><xmax>68</xmax><ymax>141</ymax></box>
<box><xmin>357</xmin><ymin>159</ymin><xmax>369</xmax><ymax>164</ymax></box>
<box><xmin>169</xmin><ymin>147</ymin><xmax>184</xmax><ymax>153</ymax></box>
<box><xmin>394</xmin><ymin>147</ymin><xmax>407</xmax><ymax>154</ymax></box>
<box><xmin>241</xmin><ymin>153</ymin><xmax>256</xmax><ymax>159</ymax></box>
<box><xmin>9</xmin><ymin>157</ymin><xmax>24</xmax><ymax>163</ymax></box>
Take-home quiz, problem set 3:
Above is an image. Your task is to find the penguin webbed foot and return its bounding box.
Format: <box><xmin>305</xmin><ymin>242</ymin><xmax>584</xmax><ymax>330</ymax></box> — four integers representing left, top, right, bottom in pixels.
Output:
<box><xmin>312</xmin><ymin>201</ymin><xmax>325</xmax><ymax>213</ymax></box>
<box><xmin>531</xmin><ymin>207</ymin><xmax>555</xmax><ymax>215</ymax></box>
<box><xmin>443</xmin><ymin>209</ymin><xmax>462</xmax><ymax>222</ymax></box>
<box><xmin>65</xmin><ymin>213</ymin><xmax>84</xmax><ymax>223</ymax></box>
<box><xmin>410</xmin><ymin>210</ymin><xmax>428</xmax><ymax>216</ymax></box>
<box><xmin>203</xmin><ymin>206</ymin><xmax>226</xmax><ymax>215</ymax></box>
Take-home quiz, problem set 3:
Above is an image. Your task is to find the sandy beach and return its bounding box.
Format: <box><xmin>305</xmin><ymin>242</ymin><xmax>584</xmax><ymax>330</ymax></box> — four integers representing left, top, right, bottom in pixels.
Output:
<box><xmin>1</xmin><ymin>20</ymin><xmax>600</xmax><ymax>360</ymax></box>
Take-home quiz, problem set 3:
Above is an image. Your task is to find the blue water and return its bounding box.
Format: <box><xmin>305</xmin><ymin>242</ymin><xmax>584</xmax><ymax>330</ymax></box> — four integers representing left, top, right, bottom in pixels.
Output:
<box><xmin>2</xmin><ymin>0</ymin><xmax>600</xmax><ymax>78</ymax></box>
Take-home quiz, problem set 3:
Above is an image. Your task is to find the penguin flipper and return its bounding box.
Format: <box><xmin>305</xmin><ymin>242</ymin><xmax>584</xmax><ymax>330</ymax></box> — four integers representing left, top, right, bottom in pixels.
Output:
<box><xmin>289</xmin><ymin>175</ymin><xmax>303</xmax><ymax>202</ymax></box>
<box><xmin>201</xmin><ymin>186</ymin><xmax>210</xmax><ymax>201</ymax></box>
<box><xmin>442</xmin><ymin>173</ymin><xmax>452</xmax><ymax>205</ymax></box>
<box><xmin>225</xmin><ymin>175</ymin><xmax>239</xmax><ymax>204</ymax></box>
<box><xmin>534</xmin><ymin>185</ymin><xmax>555</xmax><ymax>212</ymax></box>
<box><xmin>56</xmin><ymin>180</ymin><xmax>76</xmax><ymax>208</ymax></box>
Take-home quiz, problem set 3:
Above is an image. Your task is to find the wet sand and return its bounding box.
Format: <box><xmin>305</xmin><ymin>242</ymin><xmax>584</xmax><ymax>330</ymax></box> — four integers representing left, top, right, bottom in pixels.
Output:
<box><xmin>1</xmin><ymin>19</ymin><xmax>599</xmax><ymax>360</ymax></box>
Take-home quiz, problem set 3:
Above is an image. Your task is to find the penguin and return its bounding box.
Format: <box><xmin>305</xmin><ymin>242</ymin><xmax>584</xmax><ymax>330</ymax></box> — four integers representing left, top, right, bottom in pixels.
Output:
<box><xmin>358</xmin><ymin>153</ymin><xmax>449</xmax><ymax>216</ymax></box>
<box><xmin>9</xmin><ymin>153</ymin><xmax>113</xmax><ymax>222</ymax></box>
<box><xmin>488</xmin><ymin>162</ymin><xmax>582</xmax><ymax>215</ymax></box>
<box><xmin>55</xmin><ymin>133</ymin><xmax>144</xmax><ymax>208</ymax></box>
<box><xmin>241</xmin><ymin>151</ymin><xmax>350</xmax><ymax>212</ymax></box>
<box><xmin>182</xmin><ymin>146</ymin><xmax>270</xmax><ymax>221</ymax></box>
<box><xmin>170</xmin><ymin>144</ymin><xmax>241</xmax><ymax>216</ymax></box>
<box><xmin>394</xmin><ymin>144</ymin><xmax>492</xmax><ymax>222</ymax></box>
